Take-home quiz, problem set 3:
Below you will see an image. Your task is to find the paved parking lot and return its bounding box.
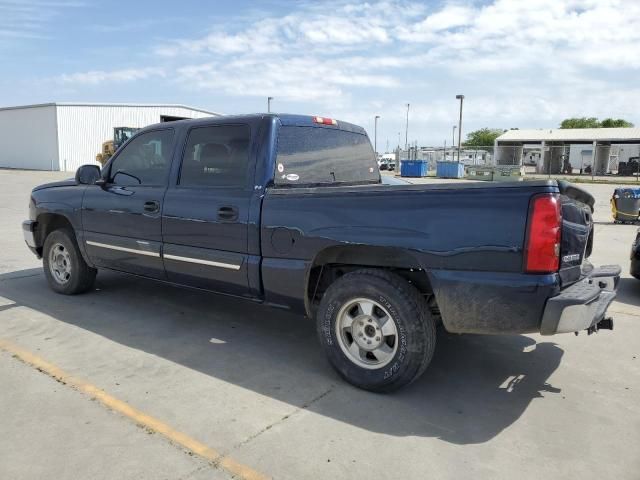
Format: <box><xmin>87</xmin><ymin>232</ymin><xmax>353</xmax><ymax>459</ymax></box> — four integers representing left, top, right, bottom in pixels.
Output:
<box><xmin>1</xmin><ymin>169</ymin><xmax>639</xmax><ymax>479</ymax></box>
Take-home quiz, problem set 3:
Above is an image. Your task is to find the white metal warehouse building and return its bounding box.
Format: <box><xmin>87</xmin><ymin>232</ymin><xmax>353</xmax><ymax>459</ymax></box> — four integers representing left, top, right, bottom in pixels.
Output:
<box><xmin>0</xmin><ymin>102</ymin><xmax>219</xmax><ymax>172</ymax></box>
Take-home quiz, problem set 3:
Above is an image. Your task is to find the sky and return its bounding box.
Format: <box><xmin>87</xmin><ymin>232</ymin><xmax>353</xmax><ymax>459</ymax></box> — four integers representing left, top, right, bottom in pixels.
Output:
<box><xmin>1</xmin><ymin>0</ymin><xmax>639</xmax><ymax>149</ymax></box>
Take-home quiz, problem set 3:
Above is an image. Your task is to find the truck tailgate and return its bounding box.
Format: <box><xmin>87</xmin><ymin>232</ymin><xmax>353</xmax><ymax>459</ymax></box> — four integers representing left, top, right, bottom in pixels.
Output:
<box><xmin>557</xmin><ymin>181</ymin><xmax>594</xmax><ymax>286</ymax></box>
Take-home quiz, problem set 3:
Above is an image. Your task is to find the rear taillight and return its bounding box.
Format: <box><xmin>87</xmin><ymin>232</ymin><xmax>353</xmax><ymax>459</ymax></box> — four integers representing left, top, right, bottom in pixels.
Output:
<box><xmin>313</xmin><ymin>116</ymin><xmax>337</xmax><ymax>125</ymax></box>
<box><xmin>525</xmin><ymin>194</ymin><xmax>562</xmax><ymax>273</ymax></box>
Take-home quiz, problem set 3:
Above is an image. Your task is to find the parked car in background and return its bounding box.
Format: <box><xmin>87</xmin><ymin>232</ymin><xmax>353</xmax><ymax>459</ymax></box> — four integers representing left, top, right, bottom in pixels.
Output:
<box><xmin>378</xmin><ymin>154</ymin><xmax>397</xmax><ymax>171</ymax></box>
<box><xmin>23</xmin><ymin>113</ymin><xmax>619</xmax><ymax>392</ymax></box>
<box><xmin>378</xmin><ymin>158</ymin><xmax>396</xmax><ymax>171</ymax></box>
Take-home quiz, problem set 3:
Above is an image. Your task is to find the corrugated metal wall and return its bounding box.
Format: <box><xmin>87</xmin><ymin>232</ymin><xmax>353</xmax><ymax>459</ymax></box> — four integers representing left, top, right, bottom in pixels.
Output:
<box><xmin>0</xmin><ymin>105</ymin><xmax>59</xmax><ymax>170</ymax></box>
<box><xmin>56</xmin><ymin>105</ymin><xmax>215</xmax><ymax>172</ymax></box>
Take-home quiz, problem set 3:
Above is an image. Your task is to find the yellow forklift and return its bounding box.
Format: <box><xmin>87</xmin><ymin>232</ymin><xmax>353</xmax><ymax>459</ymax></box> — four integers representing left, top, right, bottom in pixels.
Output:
<box><xmin>96</xmin><ymin>127</ymin><xmax>140</xmax><ymax>166</ymax></box>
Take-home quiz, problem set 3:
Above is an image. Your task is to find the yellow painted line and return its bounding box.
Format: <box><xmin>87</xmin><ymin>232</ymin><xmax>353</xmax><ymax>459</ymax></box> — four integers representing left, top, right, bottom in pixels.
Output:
<box><xmin>0</xmin><ymin>338</ymin><xmax>269</xmax><ymax>480</ymax></box>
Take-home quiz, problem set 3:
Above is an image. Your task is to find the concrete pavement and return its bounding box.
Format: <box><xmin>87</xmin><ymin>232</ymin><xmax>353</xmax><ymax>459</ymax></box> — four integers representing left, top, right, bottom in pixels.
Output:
<box><xmin>0</xmin><ymin>169</ymin><xmax>639</xmax><ymax>479</ymax></box>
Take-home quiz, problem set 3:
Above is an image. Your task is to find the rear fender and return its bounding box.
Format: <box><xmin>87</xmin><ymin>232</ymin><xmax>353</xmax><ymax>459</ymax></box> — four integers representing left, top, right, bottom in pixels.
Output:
<box><xmin>426</xmin><ymin>269</ymin><xmax>559</xmax><ymax>334</ymax></box>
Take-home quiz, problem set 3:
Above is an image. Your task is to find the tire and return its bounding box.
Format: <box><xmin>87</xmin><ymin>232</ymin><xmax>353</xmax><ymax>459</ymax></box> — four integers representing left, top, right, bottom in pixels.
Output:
<box><xmin>316</xmin><ymin>269</ymin><xmax>436</xmax><ymax>392</ymax></box>
<box><xmin>43</xmin><ymin>228</ymin><xmax>97</xmax><ymax>295</ymax></box>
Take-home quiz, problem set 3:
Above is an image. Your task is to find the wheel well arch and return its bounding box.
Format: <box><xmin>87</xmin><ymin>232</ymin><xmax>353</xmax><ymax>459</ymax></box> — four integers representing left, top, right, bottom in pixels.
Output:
<box><xmin>35</xmin><ymin>213</ymin><xmax>74</xmax><ymax>254</ymax></box>
<box><xmin>305</xmin><ymin>245</ymin><xmax>438</xmax><ymax>318</ymax></box>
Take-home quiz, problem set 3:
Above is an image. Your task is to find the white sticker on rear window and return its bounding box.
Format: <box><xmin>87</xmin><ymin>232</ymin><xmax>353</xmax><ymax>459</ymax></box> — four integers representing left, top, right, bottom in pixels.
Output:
<box><xmin>285</xmin><ymin>173</ymin><xmax>299</xmax><ymax>181</ymax></box>
<box><xmin>277</xmin><ymin>163</ymin><xmax>284</xmax><ymax>173</ymax></box>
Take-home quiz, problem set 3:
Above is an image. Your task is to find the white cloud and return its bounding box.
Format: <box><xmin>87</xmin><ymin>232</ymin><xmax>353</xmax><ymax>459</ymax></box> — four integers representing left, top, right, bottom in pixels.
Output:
<box><xmin>401</xmin><ymin>0</ymin><xmax>640</xmax><ymax>71</ymax></box>
<box><xmin>45</xmin><ymin>0</ymin><xmax>640</xmax><ymax>143</ymax></box>
<box><xmin>155</xmin><ymin>0</ymin><xmax>640</xmax><ymax>83</ymax></box>
<box><xmin>400</xmin><ymin>4</ymin><xmax>474</xmax><ymax>40</ymax></box>
<box><xmin>0</xmin><ymin>0</ymin><xmax>83</xmax><ymax>44</ymax></box>
<box><xmin>175</xmin><ymin>56</ymin><xmax>399</xmax><ymax>102</ymax></box>
<box><xmin>57</xmin><ymin>67</ymin><xmax>165</xmax><ymax>85</ymax></box>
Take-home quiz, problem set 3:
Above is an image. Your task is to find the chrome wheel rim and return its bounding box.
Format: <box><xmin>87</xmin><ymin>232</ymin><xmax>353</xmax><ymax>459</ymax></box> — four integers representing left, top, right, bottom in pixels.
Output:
<box><xmin>335</xmin><ymin>297</ymin><xmax>398</xmax><ymax>369</ymax></box>
<box><xmin>48</xmin><ymin>242</ymin><xmax>72</xmax><ymax>284</ymax></box>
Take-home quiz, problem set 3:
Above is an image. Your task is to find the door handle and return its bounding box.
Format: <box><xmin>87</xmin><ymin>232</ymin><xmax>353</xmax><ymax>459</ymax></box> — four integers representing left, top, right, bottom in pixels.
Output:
<box><xmin>144</xmin><ymin>201</ymin><xmax>160</xmax><ymax>213</ymax></box>
<box><xmin>218</xmin><ymin>206</ymin><xmax>239</xmax><ymax>221</ymax></box>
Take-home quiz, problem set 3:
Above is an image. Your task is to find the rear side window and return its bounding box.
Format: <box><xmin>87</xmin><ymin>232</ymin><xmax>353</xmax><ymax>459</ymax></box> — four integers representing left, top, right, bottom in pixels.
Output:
<box><xmin>179</xmin><ymin>125</ymin><xmax>251</xmax><ymax>187</ymax></box>
<box><xmin>275</xmin><ymin>126</ymin><xmax>380</xmax><ymax>186</ymax></box>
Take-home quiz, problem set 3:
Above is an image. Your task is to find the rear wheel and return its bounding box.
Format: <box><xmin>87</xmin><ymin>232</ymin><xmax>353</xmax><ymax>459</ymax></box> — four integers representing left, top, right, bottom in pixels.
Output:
<box><xmin>43</xmin><ymin>229</ymin><xmax>97</xmax><ymax>295</ymax></box>
<box><xmin>316</xmin><ymin>269</ymin><xmax>436</xmax><ymax>392</ymax></box>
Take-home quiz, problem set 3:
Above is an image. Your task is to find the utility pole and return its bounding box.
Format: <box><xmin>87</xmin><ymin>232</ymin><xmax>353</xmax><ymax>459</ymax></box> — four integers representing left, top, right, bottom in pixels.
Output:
<box><xmin>267</xmin><ymin>97</ymin><xmax>273</xmax><ymax>113</ymax></box>
<box><xmin>397</xmin><ymin>132</ymin><xmax>401</xmax><ymax>173</ymax></box>
<box><xmin>374</xmin><ymin>115</ymin><xmax>380</xmax><ymax>155</ymax></box>
<box><xmin>404</xmin><ymin>103</ymin><xmax>410</xmax><ymax>152</ymax></box>
<box><xmin>455</xmin><ymin>94</ymin><xmax>464</xmax><ymax>162</ymax></box>
<box><xmin>452</xmin><ymin>125</ymin><xmax>456</xmax><ymax>148</ymax></box>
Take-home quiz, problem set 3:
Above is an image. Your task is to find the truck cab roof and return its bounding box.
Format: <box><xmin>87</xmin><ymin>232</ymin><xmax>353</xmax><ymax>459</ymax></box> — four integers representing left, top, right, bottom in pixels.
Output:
<box><xmin>142</xmin><ymin>113</ymin><xmax>367</xmax><ymax>136</ymax></box>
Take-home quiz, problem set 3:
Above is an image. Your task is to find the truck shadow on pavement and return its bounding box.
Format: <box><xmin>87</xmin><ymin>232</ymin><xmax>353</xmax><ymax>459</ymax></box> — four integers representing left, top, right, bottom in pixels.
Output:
<box><xmin>0</xmin><ymin>268</ymin><xmax>564</xmax><ymax>445</ymax></box>
<box><xmin>611</xmin><ymin>277</ymin><xmax>640</xmax><ymax>309</ymax></box>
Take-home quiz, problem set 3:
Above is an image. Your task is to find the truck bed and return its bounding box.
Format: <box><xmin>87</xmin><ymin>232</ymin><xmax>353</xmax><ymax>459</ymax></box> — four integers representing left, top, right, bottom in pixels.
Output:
<box><xmin>260</xmin><ymin>179</ymin><xmax>590</xmax><ymax>334</ymax></box>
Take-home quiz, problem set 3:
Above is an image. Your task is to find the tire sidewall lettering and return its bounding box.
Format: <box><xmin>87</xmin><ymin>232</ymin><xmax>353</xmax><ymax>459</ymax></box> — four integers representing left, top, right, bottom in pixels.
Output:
<box><xmin>378</xmin><ymin>294</ymin><xmax>408</xmax><ymax>380</ymax></box>
<box><xmin>322</xmin><ymin>301</ymin><xmax>336</xmax><ymax>346</ymax></box>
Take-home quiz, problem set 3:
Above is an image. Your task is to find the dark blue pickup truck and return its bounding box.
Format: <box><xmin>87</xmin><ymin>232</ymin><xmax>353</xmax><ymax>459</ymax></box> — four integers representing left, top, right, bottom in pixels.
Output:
<box><xmin>23</xmin><ymin>114</ymin><xmax>620</xmax><ymax>391</ymax></box>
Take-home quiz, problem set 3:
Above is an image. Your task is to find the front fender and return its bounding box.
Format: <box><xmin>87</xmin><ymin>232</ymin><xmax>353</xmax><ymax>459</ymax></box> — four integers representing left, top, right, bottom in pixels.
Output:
<box><xmin>32</xmin><ymin>195</ymin><xmax>92</xmax><ymax>267</ymax></box>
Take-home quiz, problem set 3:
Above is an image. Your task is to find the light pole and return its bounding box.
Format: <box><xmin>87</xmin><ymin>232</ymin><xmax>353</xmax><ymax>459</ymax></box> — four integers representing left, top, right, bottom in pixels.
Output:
<box><xmin>404</xmin><ymin>103</ymin><xmax>410</xmax><ymax>152</ymax></box>
<box><xmin>267</xmin><ymin>96</ymin><xmax>273</xmax><ymax>113</ymax></box>
<box><xmin>397</xmin><ymin>132</ymin><xmax>401</xmax><ymax>171</ymax></box>
<box><xmin>452</xmin><ymin>125</ymin><xmax>456</xmax><ymax>149</ymax></box>
<box><xmin>455</xmin><ymin>94</ymin><xmax>464</xmax><ymax>162</ymax></box>
<box><xmin>374</xmin><ymin>115</ymin><xmax>380</xmax><ymax>155</ymax></box>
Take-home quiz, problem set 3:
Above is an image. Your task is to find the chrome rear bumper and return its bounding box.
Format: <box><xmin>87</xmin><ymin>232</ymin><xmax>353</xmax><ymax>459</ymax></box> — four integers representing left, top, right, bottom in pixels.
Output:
<box><xmin>540</xmin><ymin>265</ymin><xmax>620</xmax><ymax>335</ymax></box>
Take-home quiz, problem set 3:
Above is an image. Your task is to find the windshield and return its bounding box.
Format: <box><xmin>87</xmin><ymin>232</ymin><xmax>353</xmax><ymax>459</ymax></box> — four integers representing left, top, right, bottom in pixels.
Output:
<box><xmin>275</xmin><ymin>126</ymin><xmax>380</xmax><ymax>186</ymax></box>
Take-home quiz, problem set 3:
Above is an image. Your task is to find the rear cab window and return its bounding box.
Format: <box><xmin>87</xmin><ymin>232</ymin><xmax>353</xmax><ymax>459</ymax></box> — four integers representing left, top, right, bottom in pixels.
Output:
<box><xmin>179</xmin><ymin>124</ymin><xmax>251</xmax><ymax>188</ymax></box>
<box><xmin>275</xmin><ymin>125</ymin><xmax>380</xmax><ymax>187</ymax></box>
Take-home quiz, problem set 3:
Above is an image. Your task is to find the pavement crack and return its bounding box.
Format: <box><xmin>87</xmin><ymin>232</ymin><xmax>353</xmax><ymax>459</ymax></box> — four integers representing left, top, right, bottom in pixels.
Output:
<box><xmin>231</xmin><ymin>385</ymin><xmax>336</xmax><ymax>451</ymax></box>
<box><xmin>175</xmin><ymin>464</ymin><xmax>211</xmax><ymax>480</ymax></box>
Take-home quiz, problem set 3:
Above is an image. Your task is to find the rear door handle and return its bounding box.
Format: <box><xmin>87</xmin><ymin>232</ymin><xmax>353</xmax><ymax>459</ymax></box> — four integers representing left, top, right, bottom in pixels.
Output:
<box><xmin>144</xmin><ymin>201</ymin><xmax>160</xmax><ymax>213</ymax></box>
<box><xmin>218</xmin><ymin>206</ymin><xmax>239</xmax><ymax>221</ymax></box>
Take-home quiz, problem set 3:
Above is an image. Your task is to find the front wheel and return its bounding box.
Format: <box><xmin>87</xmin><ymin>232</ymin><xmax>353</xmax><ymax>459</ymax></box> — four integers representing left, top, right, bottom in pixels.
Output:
<box><xmin>43</xmin><ymin>229</ymin><xmax>97</xmax><ymax>295</ymax></box>
<box><xmin>316</xmin><ymin>269</ymin><xmax>436</xmax><ymax>392</ymax></box>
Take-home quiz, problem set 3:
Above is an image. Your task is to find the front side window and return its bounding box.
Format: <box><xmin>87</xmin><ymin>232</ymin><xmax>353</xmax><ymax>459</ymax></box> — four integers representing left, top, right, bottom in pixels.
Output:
<box><xmin>179</xmin><ymin>125</ymin><xmax>251</xmax><ymax>187</ymax></box>
<box><xmin>109</xmin><ymin>129</ymin><xmax>174</xmax><ymax>186</ymax></box>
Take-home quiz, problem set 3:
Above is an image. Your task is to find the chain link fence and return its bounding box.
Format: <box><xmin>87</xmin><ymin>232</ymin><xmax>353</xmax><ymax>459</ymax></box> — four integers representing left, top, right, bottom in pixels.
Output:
<box><xmin>494</xmin><ymin>144</ymin><xmax>640</xmax><ymax>179</ymax></box>
<box><xmin>395</xmin><ymin>144</ymin><xmax>640</xmax><ymax>180</ymax></box>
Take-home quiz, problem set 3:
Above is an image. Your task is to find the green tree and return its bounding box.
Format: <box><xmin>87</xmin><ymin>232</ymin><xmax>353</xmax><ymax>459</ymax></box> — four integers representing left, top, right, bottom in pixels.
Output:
<box><xmin>560</xmin><ymin>117</ymin><xmax>601</xmax><ymax>128</ymax></box>
<box><xmin>559</xmin><ymin>117</ymin><xmax>634</xmax><ymax>128</ymax></box>
<box><xmin>464</xmin><ymin>128</ymin><xmax>504</xmax><ymax>147</ymax></box>
<box><xmin>600</xmin><ymin>118</ymin><xmax>634</xmax><ymax>128</ymax></box>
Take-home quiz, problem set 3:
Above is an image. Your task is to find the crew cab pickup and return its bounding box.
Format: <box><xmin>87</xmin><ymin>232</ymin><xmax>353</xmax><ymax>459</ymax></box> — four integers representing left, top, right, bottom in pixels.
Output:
<box><xmin>23</xmin><ymin>114</ymin><xmax>620</xmax><ymax>391</ymax></box>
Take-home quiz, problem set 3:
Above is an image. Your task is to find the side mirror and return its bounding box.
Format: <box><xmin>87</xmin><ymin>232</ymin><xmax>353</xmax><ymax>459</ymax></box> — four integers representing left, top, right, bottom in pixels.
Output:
<box><xmin>75</xmin><ymin>165</ymin><xmax>102</xmax><ymax>185</ymax></box>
